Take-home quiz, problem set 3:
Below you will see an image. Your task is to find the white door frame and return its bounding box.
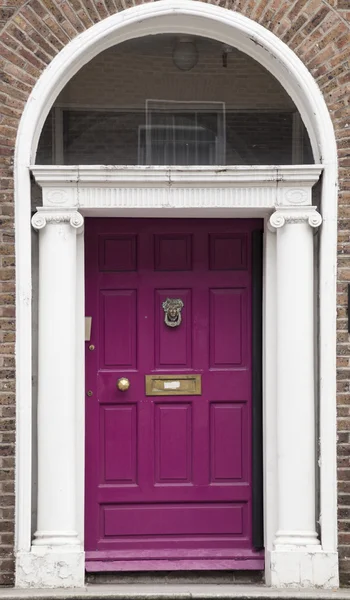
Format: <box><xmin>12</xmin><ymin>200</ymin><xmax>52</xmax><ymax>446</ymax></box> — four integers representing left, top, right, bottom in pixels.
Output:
<box><xmin>14</xmin><ymin>0</ymin><xmax>338</xmax><ymax>589</ymax></box>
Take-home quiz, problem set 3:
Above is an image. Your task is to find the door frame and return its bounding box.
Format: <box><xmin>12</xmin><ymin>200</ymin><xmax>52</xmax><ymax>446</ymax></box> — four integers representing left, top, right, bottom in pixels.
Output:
<box><xmin>14</xmin><ymin>0</ymin><xmax>339</xmax><ymax>589</ymax></box>
<box><xmin>25</xmin><ymin>164</ymin><xmax>336</xmax><ymax>587</ymax></box>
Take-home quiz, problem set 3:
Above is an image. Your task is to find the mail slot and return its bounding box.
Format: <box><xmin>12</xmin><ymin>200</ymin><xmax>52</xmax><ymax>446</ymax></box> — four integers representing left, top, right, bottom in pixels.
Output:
<box><xmin>145</xmin><ymin>374</ymin><xmax>201</xmax><ymax>396</ymax></box>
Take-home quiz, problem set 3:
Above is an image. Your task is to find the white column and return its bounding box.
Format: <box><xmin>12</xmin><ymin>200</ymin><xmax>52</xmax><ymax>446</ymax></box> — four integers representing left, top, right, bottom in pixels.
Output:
<box><xmin>268</xmin><ymin>206</ymin><xmax>323</xmax><ymax>587</ymax></box>
<box><xmin>27</xmin><ymin>207</ymin><xmax>84</xmax><ymax>587</ymax></box>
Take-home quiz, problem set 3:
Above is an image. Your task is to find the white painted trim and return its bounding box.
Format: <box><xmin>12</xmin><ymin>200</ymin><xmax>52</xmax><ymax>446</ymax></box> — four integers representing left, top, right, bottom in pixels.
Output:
<box><xmin>30</xmin><ymin>165</ymin><xmax>323</xmax><ymax>218</ymax></box>
<box><xmin>262</xmin><ymin>221</ymin><xmax>277</xmax><ymax>555</ymax></box>
<box><xmin>14</xmin><ymin>0</ymin><xmax>338</xmax><ymax>588</ymax></box>
<box><xmin>31</xmin><ymin>165</ymin><xmax>324</xmax><ymax>185</ymax></box>
<box><xmin>76</xmin><ymin>230</ymin><xmax>85</xmax><ymax>545</ymax></box>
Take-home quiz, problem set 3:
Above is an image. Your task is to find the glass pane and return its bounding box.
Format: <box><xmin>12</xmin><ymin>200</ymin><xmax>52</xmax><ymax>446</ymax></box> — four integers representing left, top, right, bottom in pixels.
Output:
<box><xmin>36</xmin><ymin>34</ymin><xmax>314</xmax><ymax>166</ymax></box>
<box><xmin>36</xmin><ymin>113</ymin><xmax>53</xmax><ymax>164</ymax></box>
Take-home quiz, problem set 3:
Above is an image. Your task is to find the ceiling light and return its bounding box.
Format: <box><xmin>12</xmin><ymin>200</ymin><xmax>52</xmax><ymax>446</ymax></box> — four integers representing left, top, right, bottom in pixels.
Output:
<box><xmin>172</xmin><ymin>37</ymin><xmax>198</xmax><ymax>71</ymax></box>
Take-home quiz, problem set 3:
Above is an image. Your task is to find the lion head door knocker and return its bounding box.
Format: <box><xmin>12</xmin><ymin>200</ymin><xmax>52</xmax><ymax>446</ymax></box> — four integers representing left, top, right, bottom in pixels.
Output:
<box><xmin>162</xmin><ymin>298</ymin><xmax>184</xmax><ymax>328</ymax></box>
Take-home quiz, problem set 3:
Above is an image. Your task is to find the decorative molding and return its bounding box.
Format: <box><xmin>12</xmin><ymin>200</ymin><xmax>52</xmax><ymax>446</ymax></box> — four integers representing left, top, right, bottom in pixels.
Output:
<box><xmin>281</xmin><ymin>188</ymin><xmax>309</xmax><ymax>205</ymax></box>
<box><xmin>30</xmin><ymin>166</ymin><xmax>323</xmax><ymax>214</ymax></box>
<box><xmin>269</xmin><ymin>207</ymin><xmax>322</xmax><ymax>230</ymax></box>
<box><xmin>78</xmin><ymin>186</ymin><xmax>280</xmax><ymax>210</ymax></box>
<box><xmin>309</xmin><ymin>211</ymin><xmax>323</xmax><ymax>228</ymax></box>
<box><xmin>32</xmin><ymin>165</ymin><xmax>323</xmax><ymax>187</ymax></box>
<box><xmin>31</xmin><ymin>209</ymin><xmax>84</xmax><ymax>231</ymax></box>
<box><xmin>46</xmin><ymin>189</ymin><xmax>69</xmax><ymax>205</ymax></box>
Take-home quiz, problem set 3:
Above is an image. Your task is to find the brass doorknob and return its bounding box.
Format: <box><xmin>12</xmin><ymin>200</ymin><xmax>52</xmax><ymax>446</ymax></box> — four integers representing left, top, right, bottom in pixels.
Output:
<box><xmin>117</xmin><ymin>377</ymin><xmax>130</xmax><ymax>392</ymax></box>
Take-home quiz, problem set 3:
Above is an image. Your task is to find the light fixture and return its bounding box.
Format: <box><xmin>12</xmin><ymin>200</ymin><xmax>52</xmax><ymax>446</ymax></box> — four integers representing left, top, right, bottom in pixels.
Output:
<box><xmin>222</xmin><ymin>44</ymin><xmax>233</xmax><ymax>68</ymax></box>
<box><xmin>172</xmin><ymin>36</ymin><xmax>198</xmax><ymax>71</ymax></box>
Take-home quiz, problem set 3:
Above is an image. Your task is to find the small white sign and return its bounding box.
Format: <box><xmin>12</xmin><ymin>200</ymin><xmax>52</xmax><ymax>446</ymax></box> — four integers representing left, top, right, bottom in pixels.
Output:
<box><xmin>164</xmin><ymin>381</ymin><xmax>181</xmax><ymax>390</ymax></box>
<box><xmin>85</xmin><ymin>317</ymin><xmax>92</xmax><ymax>341</ymax></box>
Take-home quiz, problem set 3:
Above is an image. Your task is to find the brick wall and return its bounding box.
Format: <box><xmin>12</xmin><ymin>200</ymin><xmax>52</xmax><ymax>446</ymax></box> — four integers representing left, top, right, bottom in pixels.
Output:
<box><xmin>0</xmin><ymin>0</ymin><xmax>349</xmax><ymax>586</ymax></box>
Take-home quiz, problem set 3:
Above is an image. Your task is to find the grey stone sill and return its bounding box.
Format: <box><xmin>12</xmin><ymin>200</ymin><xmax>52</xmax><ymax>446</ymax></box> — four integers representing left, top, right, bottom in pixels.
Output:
<box><xmin>0</xmin><ymin>585</ymin><xmax>349</xmax><ymax>599</ymax></box>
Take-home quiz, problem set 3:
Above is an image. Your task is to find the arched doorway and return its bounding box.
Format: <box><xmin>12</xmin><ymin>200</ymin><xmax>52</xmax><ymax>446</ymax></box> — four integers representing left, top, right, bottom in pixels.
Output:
<box><xmin>14</xmin><ymin>0</ymin><xmax>338</xmax><ymax>588</ymax></box>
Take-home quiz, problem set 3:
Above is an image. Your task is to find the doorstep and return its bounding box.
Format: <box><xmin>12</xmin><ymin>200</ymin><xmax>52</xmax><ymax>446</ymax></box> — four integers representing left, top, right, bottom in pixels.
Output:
<box><xmin>0</xmin><ymin>585</ymin><xmax>348</xmax><ymax>599</ymax></box>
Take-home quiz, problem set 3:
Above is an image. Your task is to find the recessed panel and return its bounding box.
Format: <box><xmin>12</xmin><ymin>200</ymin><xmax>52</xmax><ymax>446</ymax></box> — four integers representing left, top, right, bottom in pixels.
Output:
<box><xmin>210</xmin><ymin>403</ymin><xmax>243</xmax><ymax>482</ymax></box>
<box><xmin>101</xmin><ymin>405</ymin><xmax>137</xmax><ymax>484</ymax></box>
<box><xmin>103</xmin><ymin>503</ymin><xmax>244</xmax><ymax>537</ymax></box>
<box><xmin>210</xmin><ymin>234</ymin><xmax>247</xmax><ymax>270</ymax></box>
<box><xmin>155</xmin><ymin>290</ymin><xmax>192</xmax><ymax>368</ymax></box>
<box><xmin>100</xmin><ymin>290</ymin><xmax>136</xmax><ymax>368</ymax></box>
<box><xmin>209</xmin><ymin>288</ymin><xmax>244</xmax><ymax>367</ymax></box>
<box><xmin>99</xmin><ymin>235</ymin><xmax>137</xmax><ymax>271</ymax></box>
<box><xmin>155</xmin><ymin>403</ymin><xmax>192</xmax><ymax>483</ymax></box>
<box><xmin>154</xmin><ymin>234</ymin><xmax>192</xmax><ymax>271</ymax></box>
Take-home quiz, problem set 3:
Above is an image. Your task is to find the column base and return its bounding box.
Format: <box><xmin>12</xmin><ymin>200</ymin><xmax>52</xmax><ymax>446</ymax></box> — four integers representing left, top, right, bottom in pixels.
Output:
<box><xmin>274</xmin><ymin>530</ymin><xmax>320</xmax><ymax>545</ymax></box>
<box><xmin>33</xmin><ymin>530</ymin><xmax>81</xmax><ymax>546</ymax></box>
<box><xmin>266</xmin><ymin>548</ymin><xmax>339</xmax><ymax>588</ymax></box>
<box><xmin>15</xmin><ymin>546</ymin><xmax>85</xmax><ymax>589</ymax></box>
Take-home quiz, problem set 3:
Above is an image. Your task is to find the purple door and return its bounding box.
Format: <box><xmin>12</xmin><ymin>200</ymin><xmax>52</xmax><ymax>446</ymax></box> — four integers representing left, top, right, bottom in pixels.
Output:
<box><xmin>85</xmin><ymin>218</ymin><xmax>263</xmax><ymax>572</ymax></box>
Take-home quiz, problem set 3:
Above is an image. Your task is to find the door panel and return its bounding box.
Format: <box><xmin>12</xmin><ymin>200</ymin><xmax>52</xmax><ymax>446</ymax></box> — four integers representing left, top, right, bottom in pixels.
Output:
<box><xmin>155</xmin><ymin>289</ymin><xmax>192</xmax><ymax>368</ymax></box>
<box><xmin>100</xmin><ymin>290</ymin><xmax>137</xmax><ymax>368</ymax></box>
<box><xmin>85</xmin><ymin>218</ymin><xmax>263</xmax><ymax>571</ymax></box>
<box><xmin>155</xmin><ymin>403</ymin><xmax>192</xmax><ymax>483</ymax></box>
<box><xmin>210</xmin><ymin>403</ymin><xmax>244</xmax><ymax>482</ymax></box>
<box><xmin>209</xmin><ymin>288</ymin><xmax>246</xmax><ymax>367</ymax></box>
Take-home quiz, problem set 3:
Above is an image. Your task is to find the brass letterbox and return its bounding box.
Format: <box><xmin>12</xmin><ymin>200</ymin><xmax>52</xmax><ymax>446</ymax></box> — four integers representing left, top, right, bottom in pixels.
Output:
<box><xmin>145</xmin><ymin>374</ymin><xmax>201</xmax><ymax>396</ymax></box>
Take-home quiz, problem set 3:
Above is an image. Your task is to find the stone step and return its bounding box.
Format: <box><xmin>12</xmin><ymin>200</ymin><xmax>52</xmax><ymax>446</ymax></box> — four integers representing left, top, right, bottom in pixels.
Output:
<box><xmin>0</xmin><ymin>585</ymin><xmax>348</xmax><ymax>600</ymax></box>
<box><xmin>86</xmin><ymin>573</ymin><xmax>264</xmax><ymax>586</ymax></box>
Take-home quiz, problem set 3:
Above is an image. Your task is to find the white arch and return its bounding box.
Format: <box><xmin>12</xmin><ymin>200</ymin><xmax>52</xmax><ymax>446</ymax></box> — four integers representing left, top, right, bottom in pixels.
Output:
<box><xmin>14</xmin><ymin>0</ymin><xmax>338</xmax><ymax>571</ymax></box>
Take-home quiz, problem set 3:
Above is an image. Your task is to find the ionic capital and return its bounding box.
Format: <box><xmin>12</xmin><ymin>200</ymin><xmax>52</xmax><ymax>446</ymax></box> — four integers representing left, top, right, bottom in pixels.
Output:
<box><xmin>269</xmin><ymin>207</ymin><xmax>322</xmax><ymax>231</ymax></box>
<box><xmin>32</xmin><ymin>208</ymin><xmax>84</xmax><ymax>231</ymax></box>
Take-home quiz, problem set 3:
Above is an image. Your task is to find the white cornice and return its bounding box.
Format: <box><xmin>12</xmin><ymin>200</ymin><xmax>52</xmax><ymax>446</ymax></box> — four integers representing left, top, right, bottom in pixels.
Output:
<box><xmin>31</xmin><ymin>165</ymin><xmax>323</xmax><ymax>187</ymax></box>
<box><xmin>30</xmin><ymin>165</ymin><xmax>323</xmax><ymax>215</ymax></box>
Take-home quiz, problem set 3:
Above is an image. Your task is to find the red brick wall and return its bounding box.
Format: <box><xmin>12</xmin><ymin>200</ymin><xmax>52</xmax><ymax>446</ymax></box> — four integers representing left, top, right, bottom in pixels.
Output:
<box><xmin>0</xmin><ymin>0</ymin><xmax>349</xmax><ymax>586</ymax></box>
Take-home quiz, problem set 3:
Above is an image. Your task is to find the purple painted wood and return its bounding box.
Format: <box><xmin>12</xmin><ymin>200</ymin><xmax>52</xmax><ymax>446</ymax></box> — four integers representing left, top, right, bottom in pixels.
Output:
<box><xmin>85</xmin><ymin>218</ymin><xmax>263</xmax><ymax>571</ymax></box>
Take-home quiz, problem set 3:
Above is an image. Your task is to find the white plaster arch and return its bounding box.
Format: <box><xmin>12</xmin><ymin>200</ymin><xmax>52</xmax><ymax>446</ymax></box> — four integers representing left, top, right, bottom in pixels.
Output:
<box><xmin>14</xmin><ymin>0</ymin><xmax>338</xmax><ymax>585</ymax></box>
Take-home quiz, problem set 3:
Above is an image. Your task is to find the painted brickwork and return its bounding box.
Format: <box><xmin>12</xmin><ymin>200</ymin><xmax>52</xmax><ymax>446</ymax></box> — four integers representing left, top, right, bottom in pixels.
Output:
<box><xmin>0</xmin><ymin>0</ymin><xmax>349</xmax><ymax>587</ymax></box>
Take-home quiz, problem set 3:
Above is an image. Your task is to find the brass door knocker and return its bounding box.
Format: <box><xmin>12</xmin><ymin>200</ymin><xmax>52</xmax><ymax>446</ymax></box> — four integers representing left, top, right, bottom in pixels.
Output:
<box><xmin>162</xmin><ymin>298</ymin><xmax>184</xmax><ymax>328</ymax></box>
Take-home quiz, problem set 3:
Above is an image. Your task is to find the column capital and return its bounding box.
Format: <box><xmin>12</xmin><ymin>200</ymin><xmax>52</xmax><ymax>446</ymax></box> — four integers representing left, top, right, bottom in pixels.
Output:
<box><xmin>269</xmin><ymin>207</ymin><xmax>322</xmax><ymax>231</ymax></box>
<box><xmin>31</xmin><ymin>208</ymin><xmax>84</xmax><ymax>231</ymax></box>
